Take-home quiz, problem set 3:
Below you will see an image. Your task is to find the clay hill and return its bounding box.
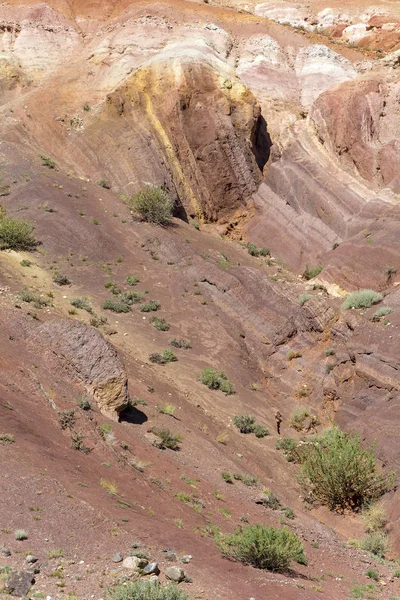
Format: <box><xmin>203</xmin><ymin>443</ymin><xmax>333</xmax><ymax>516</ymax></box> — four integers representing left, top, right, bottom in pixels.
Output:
<box><xmin>0</xmin><ymin>0</ymin><xmax>400</xmax><ymax>598</ymax></box>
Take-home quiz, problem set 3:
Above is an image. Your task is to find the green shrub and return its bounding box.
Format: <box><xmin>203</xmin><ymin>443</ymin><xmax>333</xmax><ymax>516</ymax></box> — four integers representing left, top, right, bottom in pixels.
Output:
<box><xmin>107</xmin><ymin>580</ymin><xmax>188</xmax><ymax>600</ymax></box>
<box><xmin>156</xmin><ymin>403</ymin><xmax>176</xmax><ymax>416</ymax></box>
<box><xmin>302</xmin><ymin>265</ymin><xmax>323</xmax><ymax>280</ymax></box>
<box><xmin>253</xmin><ymin>424</ymin><xmax>269</xmax><ymax>438</ymax></box>
<box><xmin>53</xmin><ymin>274</ymin><xmax>71</xmax><ymax>286</ymax></box>
<box><xmin>222</xmin><ymin>472</ymin><xmax>233</xmax><ymax>484</ymax></box>
<box><xmin>126</xmin><ymin>186</ymin><xmax>173</xmax><ymax>225</ymax></box>
<box><xmin>152</xmin><ymin>429</ymin><xmax>182</xmax><ymax>450</ymax></box>
<box><xmin>359</xmin><ymin>532</ymin><xmax>388</xmax><ymax>558</ymax></box>
<box><xmin>20</xmin><ymin>290</ymin><xmax>50</xmax><ymax>308</ymax></box>
<box><xmin>233</xmin><ymin>414</ymin><xmax>256</xmax><ymax>433</ymax></box>
<box><xmin>199</xmin><ymin>368</ymin><xmax>234</xmax><ymax>394</ymax></box>
<box><xmin>259</xmin><ymin>489</ymin><xmax>282</xmax><ymax>510</ymax></box>
<box><xmin>20</xmin><ymin>259</ymin><xmax>32</xmax><ymax>267</ymax></box>
<box><xmin>287</xmin><ymin>351</ymin><xmax>302</xmax><ymax>360</ymax></box>
<box><xmin>14</xmin><ymin>529</ymin><xmax>28</xmax><ymax>541</ymax></box>
<box><xmin>40</xmin><ymin>154</ymin><xmax>56</xmax><ymax>169</ymax></box>
<box><xmin>150</xmin><ymin>317</ymin><xmax>170</xmax><ymax>331</ymax></box>
<box><xmin>140</xmin><ymin>300</ymin><xmax>161</xmax><ymax>312</ymax></box>
<box><xmin>170</xmin><ymin>338</ymin><xmax>191</xmax><ymax>349</ymax></box>
<box><xmin>243</xmin><ymin>243</ymin><xmax>270</xmax><ymax>257</ymax></box>
<box><xmin>361</xmin><ymin>503</ymin><xmax>387</xmax><ymax>533</ymax></box>
<box><xmin>276</xmin><ymin>437</ymin><xmax>299</xmax><ymax>462</ymax></box>
<box><xmin>372</xmin><ymin>306</ymin><xmax>392</xmax><ymax>321</ymax></box>
<box><xmin>103</xmin><ymin>299</ymin><xmax>130</xmax><ymax>313</ymax></box>
<box><xmin>299</xmin><ymin>428</ymin><xmax>394</xmax><ymax>511</ymax></box>
<box><xmin>126</xmin><ymin>275</ymin><xmax>140</xmax><ymax>286</ymax></box>
<box><xmin>119</xmin><ymin>290</ymin><xmax>145</xmax><ymax>305</ymax></box>
<box><xmin>98</xmin><ymin>179</ymin><xmax>111</xmax><ymax>189</ymax></box>
<box><xmin>290</xmin><ymin>406</ymin><xmax>311</xmax><ymax>431</ymax></box>
<box><xmin>0</xmin><ymin>216</ymin><xmax>36</xmax><ymax>250</ymax></box>
<box><xmin>0</xmin><ymin>433</ymin><xmax>14</xmax><ymax>443</ymax></box>
<box><xmin>149</xmin><ymin>350</ymin><xmax>176</xmax><ymax>365</ymax></box>
<box><xmin>365</xmin><ymin>568</ymin><xmax>379</xmax><ymax>581</ymax></box>
<box><xmin>77</xmin><ymin>396</ymin><xmax>91</xmax><ymax>411</ymax></box>
<box><xmin>70</xmin><ymin>297</ymin><xmax>93</xmax><ymax>313</ymax></box>
<box><xmin>342</xmin><ymin>290</ymin><xmax>383</xmax><ymax>310</ymax></box>
<box><xmin>232</xmin><ymin>474</ymin><xmax>258</xmax><ymax>486</ymax></box>
<box><xmin>281</xmin><ymin>507</ymin><xmax>295</xmax><ymax>520</ymax></box>
<box><xmin>298</xmin><ymin>293</ymin><xmax>312</xmax><ymax>306</ymax></box>
<box><xmin>216</xmin><ymin>524</ymin><xmax>306</xmax><ymax>572</ymax></box>
<box><xmin>393</xmin><ymin>570</ymin><xmax>400</xmax><ymax>578</ymax></box>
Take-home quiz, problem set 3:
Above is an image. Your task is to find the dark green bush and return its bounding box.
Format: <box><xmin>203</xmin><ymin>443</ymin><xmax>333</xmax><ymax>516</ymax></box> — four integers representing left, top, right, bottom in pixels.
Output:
<box><xmin>150</xmin><ymin>317</ymin><xmax>170</xmax><ymax>331</ymax></box>
<box><xmin>233</xmin><ymin>414</ymin><xmax>256</xmax><ymax>433</ymax></box>
<box><xmin>40</xmin><ymin>154</ymin><xmax>56</xmax><ymax>169</ymax></box>
<box><xmin>199</xmin><ymin>368</ymin><xmax>234</xmax><ymax>394</ymax></box>
<box><xmin>103</xmin><ymin>299</ymin><xmax>130</xmax><ymax>313</ymax></box>
<box><xmin>299</xmin><ymin>428</ymin><xmax>394</xmax><ymax>511</ymax></box>
<box><xmin>216</xmin><ymin>523</ymin><xmax>306</xmax><ymax>571</ymax></box>
<box><xmin>152</xmin><ymin>428</ymin><xmax>182</xmax><ymax>451</ymax></box>
<box><xmin>70</xmin><ymin>297</ymin><xmax>93</xmax><ymax>313</ymax></box>
<box><xmin>127</xmin><ymin>186</ymin><xmax>173</xmax><ymax>225</ymax></box>
<box><xmin>126</xmin><ymin>275</ymin><xmax>140</xmax><ymax>286</ymax></box>
<box><xmin>243</xmin><ymin>243</ymin><xmax>270</xmax><ymax>257</ymax></box>
<box><xmin>253</xmin><ymin>424</ymin><xmax>269</xmax><ymax>438</ymax></box>
<box><xmin>0</xmin><ymin>216</ymin><xmax>36</xmax><ymax>250</ymax></box>
<box><xmin>302</xmin><ymin>265</ymin><xmax>323</xmax><ymax>280</ymax></box>
<box><xmin>140</xmin><ymin>300</ymin><xmax>161</xmax><ymax>312</ymax></box>
<box><xmin>170</xmin><ymin>338</ymin><xmax>191</xmax><ymax>349</ymax></box>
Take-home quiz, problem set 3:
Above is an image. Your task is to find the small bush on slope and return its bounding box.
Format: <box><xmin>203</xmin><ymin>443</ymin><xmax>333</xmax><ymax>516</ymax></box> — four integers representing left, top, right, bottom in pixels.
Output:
<box><xmin>342</xmin><ymin>290</ymin><xmax>383</xmax><ymax>310</ymax></box>
<box><xmin>199</xmin><ymin>368</ymin><xmax>234</xmax><ymax>394</ymax></box>
<box><xmin>299</xmin><ymin>428</ymin><xmax>394</xmax><ymax>511</ymax></box>
<box><xmin>0</xmin><ymin>215</ymin><xmax>36</xmax><ymax>250</ymax></box>
<box><xmin>108</xmin><ymin>581</ymin><xmax>188</xmax><ymax>600</ymax></box>
<box><xmin>216</xmin><ymin>523</ymin><xmax>306</xmax><ymax>571</ymax></box>
<box><xmin>126</xmin><ymin>186</ymin><xmax>173</xmax><ymax>225</ymax></box>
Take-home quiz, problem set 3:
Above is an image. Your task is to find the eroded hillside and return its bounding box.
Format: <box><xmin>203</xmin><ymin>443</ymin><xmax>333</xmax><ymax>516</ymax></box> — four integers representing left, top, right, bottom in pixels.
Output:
<box><xmin>0</xmin><ymin>0</ymin><xmax>400</xmax><ymax>599</ymax></box>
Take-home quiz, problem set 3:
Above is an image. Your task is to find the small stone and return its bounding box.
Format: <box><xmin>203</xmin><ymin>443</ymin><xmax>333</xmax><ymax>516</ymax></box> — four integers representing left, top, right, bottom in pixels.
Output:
<box><xmin>165</xmin><ymin>566</ymin><xmax>185</xmax><ymax>583</ymax></box>
<box><xmin>149</xmin><ymin>575</ymin><xmax>159</xmax><ymax>585</ymax></box>
<box><xmin>143</xmin><ymin>562</ymin><xmax>159</xmax><ymax>575</ymax></box>
<box><xmin>1</xmin><ymin>548</ymin><xmax>11</xmax><ymax>557</ymax></box>
<box><xmin>7</xmin><ymin>571</ymin><xmax>35</xmax><ymax>596</ymax></box>
<box><xmin>112</xmin><ymin>553</ymin><xmax>123</xmax><ymax>563</ymax></box>
<box><xmin>122</xmin><ymin>556</ymin><xmax>148</xmax><ymax>570</ymax></box>
<box><xmin>25</xmin><ymin>555</ymin><xmax>38</xmax><ymax>564</ymax></box>
<box><xmin>163</xmin><ymin>549</ymin><xmax>177</xmax><ymax>561</ymax></box>
<box><xmin>181</xmin><ymin>555</ymin><xmax>192</xmax><ymax>564</ymax></box>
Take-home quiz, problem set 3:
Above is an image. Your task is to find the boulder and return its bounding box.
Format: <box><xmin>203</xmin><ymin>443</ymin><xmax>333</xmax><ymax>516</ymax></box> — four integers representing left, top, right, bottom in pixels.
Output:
<box><xmin>122</xmin><ymin>556</ymin><xmax>148</xmax><ymax>570</ymax></box>
<box><xmin>7</xmin><ymin>571</ymin><xmax>35</xmax><ymax>596</ymax></box>
<box><xmin>165</xmin><ymin>566</ymin><xmax>185</xmax><ymax>582</ymax></box>
<box><xmin>37</xmin><ymin>321</ymin><xmax>129</xmax><ymax>420</ymax></box>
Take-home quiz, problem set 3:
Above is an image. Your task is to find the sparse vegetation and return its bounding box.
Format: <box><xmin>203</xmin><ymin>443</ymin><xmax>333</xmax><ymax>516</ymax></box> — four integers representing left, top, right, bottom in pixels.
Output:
<box><xmin>222</xmin><ymin>472</ymin><xmax>233</xmax><ymax>484</ymax></box>
<box><xmin>0</xmin><ymin>433</ymin><xmax>14</xmax><ymax>443</ymax></box>
<box><xmin>20</xmin><ymin>259</ymin><xmax>32</xmax><ymax>267</ymax></box>
<box><xmin>359</xmin><ymin>531</ymin><xmax>388</xmax><ymax>558</ymax></box>
<box><xmin>170</xmin><ymin>338</ymin><xmax>191</xmax><ymax>349</ymax></box>
<box><xmin>233</xmin><ymin>473</ymin><xmax>258</xmax><ymax>487</ymax></box>
<box><xmin>59</xmin><ymin>410</ymin><xmax>76</xmax><ymax>430</ymax></box>
<box><xmin>71</xmin><ymin>433</ymin><xmax>90</xmax><ymax>453</ymax></box>
<box><xmin>216</xmin><ymin>523</ymin><xmax>306</xmax><ymax>572</ymax></box>
<box><xmin>98</xmin><ymin>179</ymin><xmax>111</xmax><ymax>189</ymax></box>
<box><xmin>199</xmin><ymin>368</ymin><xmax>234</xmax><ymax>394</ymax></box>
<box><xmin>53</xmin><ymin>273</ymin><xmax>71</xmax><ymax>286</ymax></box>
<box><xmin>362</xmin><ymin>503</ymin><xmax>388</xmax><ymax>533</ymax></box>
<box><xmin>126</xmin><ymin>275</ymin><xmax>140</xmax><ymax>286</ymax></box>
<box><xmin>276</xmin><ymin>437</ymin><xmax>299</xmax><ymax>462</ymax></box>
<box><xmin>342</xmin><ymin>290</ymin><xmax>383</xmax><ymax>310</ymax></box>
<box><xmin>156</xmin><ymin>403</ymin><xmax>176</xmax><ymax>416</ymax></box>
<box><xmin>20</xmin><ymin>290</ymin><xmax>50</xmax><ymax>308</ymax></box>
<box><xmin>152</xmin><ymin>428</ymin><xmax>182</xmax><ymax>451</ymax></box>
<box><xmin>107</xmin><ymin>580</ymin><xmax>188</xmax><ymax>600</ymax></box>
<box><xmin>372</xmin><ymin>306</ymin><xmax>392</xmax><ymax>321</ymax></box>
<box><xmin>233</xmin><ymin>414</ymin><xmax>256</xmax><ymax>433</ymax></box>
<box><xmin>302</xmin><ymin>265</ymin><xmax>323</xmax><ymax>280</ymax></box>
<box><xmin>103</xmin><ymin>299</ymin><xmax>130</xmax><ymax>313</ymax></box>
<box><xmin>14</xmin><ymin>529</ymin><xmax>28</xmax><ymax>541</ymax></box>
<box><xmin>140</xmin><ymin>300</ymin><xmax>161</xmax><ymax>312</ymax></box>
<box><xmin>0</xmin><ymin>214</ymin><xmax>36</xmax><ymax>250</ymax></box>
<box><xmin>100</xmin><ymin>479</ymin><xmax>118</xmax><ymax>495</ymax></box>
<box><xmin>298</xmin><ymin>293</ymin><xmax>312</xmax><ymax>306</ymax></box>
<box><xmin>126</xmin><ymin>185</ymin><xmax>174</xmax><ymax>225</ymax></box>
<box><xmin>299</xmin><ymin>428</ymin><xmax>394</xmax><ymax>511</ymax></box>
<box><xmin>365</xmin><ymin>568</ymin><xmax>379</xmax><ymax>581</ymax></box>
<box><xmin>70</xmin><ymin>297</ymin><xmax>93</xmax><ymax>313</ymax></box>
<box><xmin>287</xmin><ymin>351</ymin><xmax>302</xmax><ymax>360</ymax></box>
<box><xmin>40</xmin><ymin>154</ymin><xmax>56</xmax><ymax>169</ymax></box>
<box><xmin>290</xmin><ymin>406</ymin><xmax>311</xmax><ymax>431</ymax></box>
<box><xmin>150</xmin><ymin>317</ymin><xmax>170</xmax><ymax>331</ymax></box>
<box><xmin>253</xmin><ymin>424</ymin><xmax>269</xmax><ymax>438</ymax></box>
<box><xmin>149</xmin><ymin>349</ymin><xmax>177</xmax><ymax>364</ymax></box>
<box><xmin>243</xmin><ymin>243</ymin><xmax>270</xmax><ymax>257</ymax></box>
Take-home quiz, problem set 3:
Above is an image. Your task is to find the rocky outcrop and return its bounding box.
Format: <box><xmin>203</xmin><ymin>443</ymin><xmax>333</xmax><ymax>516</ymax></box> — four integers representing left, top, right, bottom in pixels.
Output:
<box><xmin>37</xmin><ymin>321</ymin><xmax>129</xmax><ymax>420</ymax></box>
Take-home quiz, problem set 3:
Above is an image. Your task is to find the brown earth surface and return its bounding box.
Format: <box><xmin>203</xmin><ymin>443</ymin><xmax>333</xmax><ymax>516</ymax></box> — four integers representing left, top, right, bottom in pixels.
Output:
<box><xmin>1</xmin><ymin>0</ymin><xmax>400</xmax><ymax>599</ymax></box>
